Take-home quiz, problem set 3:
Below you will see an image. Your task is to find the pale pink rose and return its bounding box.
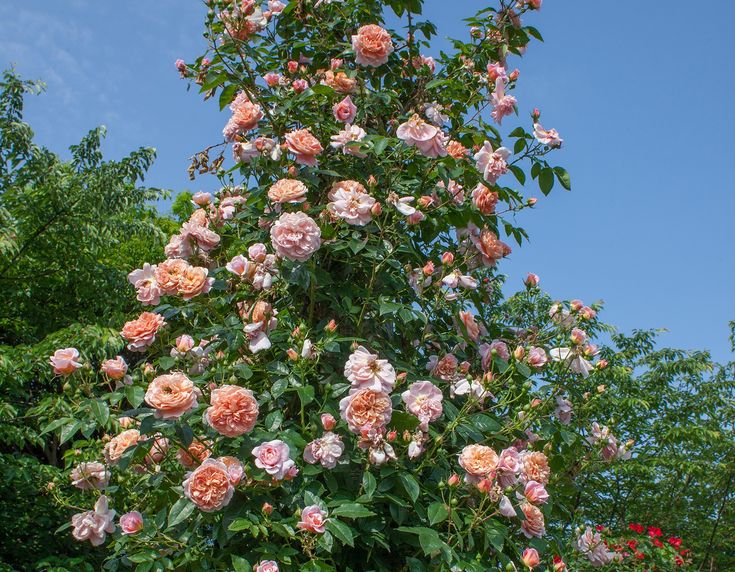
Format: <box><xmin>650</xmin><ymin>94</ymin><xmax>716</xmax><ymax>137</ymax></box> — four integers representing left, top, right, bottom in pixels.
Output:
<box><xmin>321</xmin><ymin>413</ymin><xmax>336</xmax><ymax>430</ymax></box>
<box><xmin>252</xmin><ymin>439</ymin><xmax>295</xmax><ymax>481</ymax></box>
<box><xmin>520</xmin><ymin>503</ymin><xmax>546</xmax><ymax>538</ymax></box>
<box><xmin>154</xmin><ymin>258</ymin><xmax>189</xmax><ymax>295</ymax></box>
<box><xmin>576</xmin><ymin>527</ymin><xmax>615</xmax><ymax>566</ymax></box>
<box><xmin>292</xmin><ymin>79</ymin><xmax>308</xmax><ymax>93</ymax></box>
<box><xmin>101</xmin><ymin>356</ymin><xmax>128</xmax><ymax>381</ymax></box>
<box><xmin>270</xmin><ymin>211</ymin><xmax>322</xmax><ymax>261</ymax></box>
<box><xmin>174</xmin><ymin>334</ymin><xmax>195</xmax><ymax>355</ymax></box>
<box><xmin>474</xmin><ymin>141</ymin><xmax>510</xmax><ymax>184</ymax></box>
<box><xmin>178</xmin><ymin>265</ymin><xmax>213</xmax><ymax>300</ymax></box>
<box><xmin>285</xmin><ymin>128</ymin><xmax>323</xmax><ymax>166</ymax></box>
<box><xmin>330</xmin><ymin>124</ymin><xmax>367</xmax><ymax>157</ymax></box>
<box><xmin>119</xmin><ymin>511</ymin><xmax>143</xmax><ymax>535</ymax></box>
<box><xmin>243</xmin><ymin>300</ymin><xmax>278</xmax><ymax>353</ymax></box>
<box><xmin>50</xmin><ymin>348</ymin><xmax>82</xmax><ymax>376</ymax></box>
<box><xmin>496</xmin><ymin>446</ymin><xmax>521</xmax><ymax>487</ymax></box>
<box><xmin>401</xmin><ymin>381</ymin><xmax>443</xmax><ymax>431</ymax></box>
<box><xmin>412</xmin><ymin>54</ymin><xmax>436</xmax><ymax>73</ymax></box>
<box><xmin>471</xmin><ymin>228</ymin><xmax>511</xmax><ymax>267</ymax></box>
<box><xmin>471</xmin><ymin>183</ymin><xmax>499</xmax><ymax>215</ymax></box>
<box><xmin>219</xmin><ymin>456</ymin><xmax>245</xmax><ymax>485</ymax></box>
<box><xmin>534</xmin><ymin>123</ymin><xmax>563</xmax><ymax>147</ymax></box>
<box><xmin>522</xmin><ymin>548</ymin><xmax>541</xmax><ymax>569</ymax></box>
<box><xmin>303</xmin><ymin>432</ymin><xmax>345</xmax><ymax>469</ymax></box>
<box><xmin>118</xmin><ymin>416</ymin><xmax>135</xmax><ymax>428</ymax></box>
<box><xmin>523</xmin><ymin>480</ymin><xmax>549</xmax><ymax>505</ymax></box>
<box><xmin>458</xmin><ymin>444</ymin><xmax>499</xmax><ymax>483</ymax></box>
<box><xmin>205</xmin><ymin>385</ymin><xmax>259</xmax><ymax>437</ymax></box>
<box><xmin>233</xmin><ymin>137</ymin><xmax>282</xmax><ymax>163</ymax></box>
<box><xmin>549</xmin><ymin>347</ymin><xmax>594</xmax><ymax>378</ymax></box>
<box><xmin>264</xmin><ymin>72</ymin><xmax>282</xmax><ymax>86</ymax></box>
<box><xmin>127</xmin><ymin>263</ymin><xmax>161</xmax><ymax>305</ymax></box>
<box><xmin>490</xmin><ymin>78</ymin><xmax>517</xmax><ymax>125</ymax></box>
<box><xmin>255</xmin><ymin>561</ymin><xmax>280</xmax><ymax>572</ymax></box>
<box><xmin>499</xmin><ymin>495</ymin><xmax>517</xmax><ymax>517</ymax></box>
<box><xmin>427</xmin><ymin>353</ymin><xmax>458</xmax><ymax>381</ymax></box>
<box><xmin>103</xmin><ymin>429</ymin><xmax>142</xmax><ymax>464</ymax></box>
<box><xmin>223</xmin><ymin>95</ymin><xmax>263</xmax><ymax>141</ymax></box>
<box><xmin>297</xmin><ymin>505</ymin><xmax>328</xmax><ymax>533</ymax></box>
<box><xmin>397</xmin><ymin>114</ymin><xmax>447</xmax><ymax>158</ymax></box>
<box><xmin>344</xmin><ymin>345</ymin><xmax>396</xmax><ymax>392</ymax></box>
<box><xmin>249</xmin><ymin>243</ymin><xmax>268</xmax><ymax>262</ymax></box>
<box><xmin>579</xmin><ymin>306</ymin><xmax>597</xmax><ymax>320</ymax></box>
<box><xmin>121</xmin><ymin>312</ymin><xmax>166</xmax><ymax>352</ymax></box>
<box><xmin>70</xmin><ymin>462</ymin><xmax>110</xmax><ymax>490</ymax></box>
<box><xmin>145</xmin><ymin>373</ymin><xmax>200</xmax><ymax>420</ymax></box>
<box><xmin>339</xmin><ymin>388</ymin><xmax>392</xmax><ymax>434</ymax></box>
<box><xmin>570</xmin><ymin>328</ymin><xmax>587</xmax><ymax>345</ymax></box>
<box><xmin>527</xmin><ymin>346</ymin><xmax>548</xmax><ymax>368</ymax></box>
<box><xmin>487</xmin><ymin>62</ymin><xmax>508</xmax><ymax>82</ymax></box>
<box><xmin>521</xmin><ymin>451</ymin><xmax>550</xmax><ymax>484</ymax></box>
<box><xmin>526</xmin><ymin>0</ymin><xmax>542</xmax><ymax>10</ymax></box>
<box><xmin>176</xmin><ymin>437</ymin><xmax>213</xmax><ymax>469</ymax></box>
<box><xmin>459</xmin><ymin>310</ymin><xmax>481</xmax><ymax>341</ymax></box>
<box><xmin>481</xmin><ymin>340</ymin><xmax>510</xmax><ymax>367</ymax></box>
<box><xmin>225</xmin><ymin>254</ymin><xmax>253</xmax><ymax>279</ymax></box>
<box><xmin>181</xmin><ymin>220</ymin><xmax>220</xmax><ymax>252</ymax></box>
<box><xmin>351</xmin><ymin>24</ymin><xmax>394</xmax><ymax>67</ymax></box>
<box><xmin>555</xmin><ymin>396</ymin><xmax>573</xmax><ymax>425</ymax></box>
<box><xmin>332</xmin><ymin>95</ymin><xmax>357</xmax><ymax>123</ymax></box>
<box><xmin>71</xmin><ymin>496</ymin><xmax>116</xmax><ymax>546</ymax></box>
<box><xmin>175</xmin><ymin>58</ymin><xmax>187</xmax><ymax>76</ymax></box>
<box><xmin>268</xmin><ymin>178</ymin><xmax>308</xmax><ymax>204</ymax></box>
<box><xmin>164</xmin><ymin>233</ymin><xmax>192</xmax><ymax>259</ymax></box>
<box><xmin>183</xmin><ymin>458</ymin><xmax>235</xmax><ymax>512</ymax></box>
<box><xmin>327</xmin><ymin>181</ymin><xmax>376</xmax><ymax>226</ymax></box>
<box><xmin>191</xmin><ymin>191</ymin><xmax>212</xmax><ymax>206</ymax></box>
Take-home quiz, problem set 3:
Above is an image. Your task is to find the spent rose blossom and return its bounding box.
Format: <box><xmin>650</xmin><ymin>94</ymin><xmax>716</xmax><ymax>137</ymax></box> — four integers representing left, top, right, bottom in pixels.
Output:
<box><xmin>70</xmin><ymin>462</ymin><xmax>110</xmax><ymax>490</ymax></box>
<box><xmin>183</xmin><ymin>458</ymin><xmax>235</xmax><ymax>512</ymax></box>
<box><xmin>298</xmin><ymin>505</ymin><xmax>328</xmax><ymax>534</ymax></box>
<box><xmin>303</xmin><ymin>432</ymin><xmax>345</xmax><ymax>469</ymax></box>
<box><xmin>71</xmin><ymin>495</ymin><xmax>116</xmax><ymax>546</ymax></box>
<box><xmin>490</xmin><ymin>78</ymin><xmax>517</xmax><ymax>125</ymax></box>
<box><xmin>474</xmin><ymin>141</ymin><xmax>510</xmax><ymax>184</ymax></box>
<box><xmin>119</xmin><ymin>511</ymin><xmax>144</xmax><ymax>535</ymax></box>
<box><xmin>339</xmin><ymin>388</ymin><xmax>392</xmax><ymax>434</ymax></box>
<box><xmin>268</xmin><ymin>178</ymin><xmax>308</xmax><ymax>204</ymax></box>
<box><xmin>351</xmin><ymin>24</ymin><xmax>394</xmax><ymax>67</ymax></box>
<box><xmin>401</xmin><ymin>380</ymin><xmax>443</xmax><ymax>431</ymax></box>
<box><xmin>50</xmin><ymin>347</ymin><xmax>82</xmax><ymax>376</ymax></box>
<box><xmin>284</xmin><ymin>128</ymin><xmax>323</xmax><ymax>166</ymax></box>
<box><xmin>344</xmin><ymin>345</ymin><xmax>396</xmax><ymax>392</ymax></box>
<box><xmin>205</xmin><ymin>384</ymin><xmax>259</xmax><ymax>437</ymax></box>
<box><xmin>121</xmin><ymin>311</ymin><xmax>166</xmax><ymax>352</ymax></box>
<box><xmin>327</xmin><ymin>180</ymin><xmax>376</xmax><ymax>226</ymax></box>
<box><xmin>332</xmin><ymin>95</ymin><xmax>357</xmax><ymax>123</ymax></box>
<box><xmin>534</xmin><ymin>122</ymin><xmax>563</xmax><ymax>147</ymax></box>
<box><xmin>103</xmin><ymin>429</ymin><xmax>142</xmax><ymax>464</ymax></box>
<box><xmin>145</xmin><ymin>373</ymin><xmax>200</xmax><ymax>420</ymax></box>
<box><xmin>270</xmin><ymin>211</ymin><xmax>322</xmax><ymax>261</ymax></box>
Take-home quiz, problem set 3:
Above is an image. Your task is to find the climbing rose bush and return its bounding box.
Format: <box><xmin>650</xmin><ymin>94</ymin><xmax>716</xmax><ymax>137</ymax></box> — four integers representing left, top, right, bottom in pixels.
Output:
<box><xmin>43</xmin><ymin>0</ymin><xmax>634</xmax><ymax>570</ymax></box>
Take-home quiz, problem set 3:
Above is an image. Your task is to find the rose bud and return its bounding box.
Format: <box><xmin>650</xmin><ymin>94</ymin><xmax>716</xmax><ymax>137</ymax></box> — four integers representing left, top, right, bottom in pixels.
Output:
<box><xmin>521</xmin><ymin>548</ymin><xmax>540</xmax><ymax>569</ymax></box>
<box><xmin>324</xmin><ymin>319</ymin><xmax>337</xmax><ymax>333</ymax></box>
<box><xmin>321</xmin><ymin>413</ymin><xmax>336</xmax><ymax>431</ymax></box>
<box><xmin>370</xmin><ymin>202</ymin><xmax>383</xmax><ymax>216</ymax></box>
<box><xmin>441</xmin><ymin>252</ymin><xmax>455</xmax><ymax>265</ymax></box>
<box><xmin>422</xmin><ymin>261</ymin><xmax>435</xmax><ymax>276</ymax></box>
<box><xmin>262</xmin><ymin>502</ymin><xmax>273</xmax><ymax>515</ymax></box>
<box><xmin>447</xmin><ymin>473</ymin><xmax>460</xmax><ymax>487</ymax></box>
<box><xmin>524</xmin><ymin>272</ymin><xmax>540</xmax><ymax>287</ymax></box>
<box><xmin>286</xmin><ymin>348</ymin><xmax>299</xmax><ymax>361</ymax></box>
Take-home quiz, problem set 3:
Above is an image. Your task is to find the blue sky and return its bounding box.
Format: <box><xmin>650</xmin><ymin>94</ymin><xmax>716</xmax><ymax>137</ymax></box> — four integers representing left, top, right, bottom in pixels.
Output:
<box><xmin>2</xmin><ymin>1</ymin><xmax>734</xmax><ymax>361</ymax></box>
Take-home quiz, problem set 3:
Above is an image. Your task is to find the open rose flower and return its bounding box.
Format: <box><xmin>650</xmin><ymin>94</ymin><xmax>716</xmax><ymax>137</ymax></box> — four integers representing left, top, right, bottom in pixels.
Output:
<box><xmin>119</xmin><ymin>511</ymin><xmax>144</xmax><ymax>535</ymax></box>
<box><xmin>521</xmin><ymin>451</ymin><xmax>551</xmax><ymax>484</ymax></box>
<box><xmin>327</xmin><ymin>180</ymin><xmax>376</xmax><ymax>226</ymax></box>
<box><xmin>330</xmin><ymin>124</ymin><xmax>367</xmax><ymax>157</ymax></box>
<box><xmin>339</xmin><ymin>388</ymin><xmax>392</xmax><ymax>434</ymax></box>
<box><xmin>471</xmin><ymin>183</ymin><xmax>499</xmax><ymax>215</ymax></box>
<box><xmin>177</xmin><ymin>265</ymin><xmax>213</xmax><ymax>300</ymax></box>
<box><xmin>270</xmin><ymin>211</ymin><xmax>321</xmax><ymax>261</ymax></box>
<box><xmin>297</xmin><ymin>505</ymin><xmax>328</xmax><ymax>533</ymax></box>
<box><xmin>534</xmin><ymin>122</ymin><xmax>563</xmax><ymax>147</ymax></box>
<box><xmin>70</xmin><ymin>462</ymin><xmax>110</xmax><ymax>490</ymax></box>
<box><xmin>268</xmin><ymin>178</ymin><xmax>308</xmax><ymax>204</ymax></box>
<box><xmin>402</xmin><ymin>380</ymin><xmax>443</xmax><ymax>430</ymax></box>
<box><xmin>490</xmin><ymin>78</ymin><xmax>517</xmax><ymax>125</ymax></box>
<box><xmin>458</xmin><ymin>444</ymin><xmax>499</xmax><ymax>483</ymax></box>
<box><xmin>145</xmin><ymin>373</ymin><xmax>200</xmax><ymax>420</ymax></box>
<box><xmin>205</xmin><ymin>384</ymin><xmax>259</xmax><ymax>437</ymax></box>
<box><xmin>470</xmin><ymin>228</ymin><xmax>511</xmax><ymax>267</ymax></box>
<box><xmin>71</xmin><ymin>495</ymin><xmax>116</xmax><ymax>546</ymax></box>
<box><xmin>520</xmin><ymin>503</ymin><xmax>546</xmax><ymax>538</ymax></box>
<box><xmin>103</xmin><ymin>429</ymin><xmax>142</xmax><ymax>464</ymax></box>
<box><xmin>176</xmin><ymin>437</ymin><xmax>213</xmax><ymax>468</ymax></box>
<box><xmin>183</xmin><ymin>458</ymin><xmax>235</xmax><ymax>512</ymax></box>
<box><xmin>127</xmin><ymin>262</ymin><xmax>161</xmax><ymax>305</ymax></box>
<box><xmin>154</xmin><ymin>258</ymin><xmax>189</xmax><ymax>295</ymax></box>
<box><xmin>252</xmin><ymin>439</ymin><xmax>295</xmax><ymax>480</ymax></box>
<box><xmin>344</xmin><ymin>345</ymin><xmax>396</xmax><ymax>392</ymax></box>
<box><xmin>101</xmin><ymin>356</ymin><xmax>128</xmax><ymax>382</ymax></box>
<box><xmin>396</xmin><ymin>114</ymin><xmax>447</xmax><ymax>158</ymax></box>
<box><xmin>285</xmin><ymin>128</ymin><xmax>323</xmax><ymax>166</ymax></box>
<box><xmin>332</xmin><ymin>95</ymin><xmax>357</xmax><ymax>123</ymax></box>
<box><xmin>50</xmin><ymin>347</ymin><xmax>82</xmax><ymax>376</ymax></box>
<box><xmin>474</xmin><ymin>141</ymin><xmax>510</xmax><ymax>184</ymax></box>
<box><xmin>219</xmin><ymin>456</ymin><xmax>245</xmax><ymax>485</ymax></box>
<box><xmin>121</xmin><ymin>311</ymin><xmax>166</xmax><ymax>352</ymax></box>
<box><xmin>255</xmin><ymin>561</ymin><xmax>280</xmax><ymax>572</ymax></box>
<box><xmin>352</xmin><ymin>24</ymin><xmax>394</xmax><ymax>67</ymax></box>
<box><xmin>323</xmin><ymin>70</ymin><xmax>357</xmax><ymax>93</ymax></box>
<box><xmin>303</xmin><ymin>432</ymin><xmax>345</xmax><ymax>469</ymax></box>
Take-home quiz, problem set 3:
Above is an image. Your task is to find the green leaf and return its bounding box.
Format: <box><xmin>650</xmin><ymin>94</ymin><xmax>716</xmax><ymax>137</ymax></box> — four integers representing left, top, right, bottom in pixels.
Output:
<box><xmin>231</xmin><ymin>555</ymin><xmax>250</xmax><ymax>572</ymax></box>
<box><xmin>125</xmin><ymin>385</ymin><xmax>145</xmax><ymax>408</ymax></box>
<box><xmin>228</xmin><ymin>518</ymin><xmax>252</xmax><ymax>532</ymax></box>
<box><xmin>390</xmin><ymin>410</ymin><xmax>420</xmax><ymax>432</ymax></box>
<box><xmin>372</xmin><ymin>136</ymin><xmax>390</xmax><ymax>156</ymax></box>
<box><xmin>60</xmin><ymin>420</ymin><xmax>82</xmax><ymax>445</ymax></box>
<box><xmin>513</xmin><ymin>137</ymin><xmax>526</xmax><ymax>155</ymax></box>
<box><xmin>296</xmin><ymin>385</ymin><xmax>315</xmax><ymax>407</ymax></box>
<box><xmin>362</xmin><ymin>471</ymin><xmax>377</xmax><ymax>499</ymax></box>
<box><xmin>326</xmin><ymin>520</ymin><xmax>355</xmax><ymax>547</ymax></box>
<box><xmin>331</xmin><ymin>503</ymin><xmax>376</xmax><ymax>518</ymax></box>
<box><xmin>539</xmin><ymin>167</ymin><xmax>555</xmax><ymax>195</ymax></box>
<box><xmin>397</xmin><ymin>526</ymin><xmax>444</xmax><ymax>556</ymax></box>
<box><xmin>233</xmin><ymin>363</ymin><xmax>253</xmax><ymax>380</ymax></box>
<box><xmin>167</xmin><ymin>498</ymin><xmax>195</xmax><ymax>528</ymax></box>
<box><xmin>508</xmin><ymin>164</ymin><xmax>526</xmax><ymax>185</ymax></box>
<box><xmin>218</xmin><ymin>84</ymin><xmax>238</xmax><ymax>111</ymax></box>
<box><xmin>427</xmin><ymin>502</ymin><xmax>449</xmax><ymax>525</ymax></box>
<box><xmin>400</xmin><ymin>473</ymin><xmax>420</xmax><ymax>503</ymax></box>
<box><xmin>553</xmin><ymin>166</ymin><xmax>571</xmax><ymax>190</ymax></box>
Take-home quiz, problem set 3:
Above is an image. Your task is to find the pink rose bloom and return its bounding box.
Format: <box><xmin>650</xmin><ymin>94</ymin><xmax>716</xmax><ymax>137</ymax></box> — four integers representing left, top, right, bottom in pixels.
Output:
<box><xmin>270</xmin><ymin>211</ymin><xmax>322</xmax><ymax>262</ymax></box>
<box><xmin>527</xmin><ymin>346</ymin><xmax>548</xmax><ymax>368</ymax></box>
<box><xmin>205</xmin><ymin>385</ymin><xmax>259</xmax><ymax>437</ymax></box>
<box><xmin>70</xmin><ymin>462</ymin><xmax>110</xmax><ymax>490</ymax></box>
<box><xmin>249</xmin><ymin>243</ymin><xmax>268</xmax><ymax>262</ymax></box>
<box><xmin>226</xmin><ymin>254</ymin><xmax>253</xmax><ymax>278</ymax></box>
<box><xmin>396</xmin><ymin>114</ymin><xmax>448</xmax><ymax>158</ymax></box>
<box><xmin>268</xmin><ymin>178</ymin><xmax>308</xmax><ymax>204</ymax></box>
<box><xmin>219</xmin><ymin>456</ymin><xmax>245</xmax><ymax>485</ymax></box>
<box><xmin>285</xmin><ymin>128</ymin><xmax>323</xmax><ymax>166</ymax></box>
<box><xmin>103</xmin><ymin>429</ymin><xmax>142</xmax><ymax>464</ymax></box>
<box><xmin>180</xmin><ymin>220</ymin><xmax>220</xmax><ymax>252</ymax></box>
<box><xmin>458</xmin><ymin>444</ymin><xmax>499</xmax><ymax>483</ymax></box>
<box><xmin>223</xmin><ymin>93</ymin><xmax>263</xmax><ymax>141</ymax></box>
<box><xmin>297</xmin><ymin>505</ymin><xmax>328</xmax><ymax>533</ymax></box>
<box><xmin>164</xmin><ymin>233</ymin><xmax>192</xmax><ymax>259</ymax></box>
<box><xmin>534</xmin><ymin>123</ymin><xmax>563</xmax><ymax>148</ymax></box>
<box><xmin>471</xmin><ymin>183</ymin><xmax>499</xmax><ymax>215</ymax></box>
<box><xmin>351</xmin><ymin>24</ymin><xmax>394</xmax><ymax>67</ymax></box>
<box><xmin>303</xmin><ymin>431</ymin><xmax>345</xmax><ymax>469</ymax></box>
<box><xmin>144</xmin><ymin>433</ymin><xmax>170</xmax><ymax>465</ymax></box>
<box><xmin>321</xmin><ymin>413</ymin><xmax>336</xmax><ymax>430</ymax></box>
<box><xmin>50</xmin><ymin>348</ymin><xmax>82</xmax><ymax>376</ymax></box>
<box><xmin>474</xmin><ymin>141</ymin><xmax>510</xmax><ymax>184</ymax></box>
<box><xmin>523</xmin><ymin>480</ymin><xmax>549</xmax><ymax>505</ymax></box>
<box><xmin>255</xmin><ymin>561</ymin><xmax>280</xmax><ymax>572</ymax></box>
<box><xmin>344</xmin><ymin>345</ymin><xmax>396</xmax><ymax>392</ymax></box>
<box><xmin>522</xmin><ymin>548</ymin><xmax>541</xmax><ymax>569</ymax></box>
<box><xmin>427</xmin><ymin>353</ymin><xmax>458</xmax><ymax>381</ymax></box>
<box><xmin>525</xmin><ymin>272</ymin><xmax>540</xmax><ymax>287</ymax></box>
<box><xmin>173</xmin><ymin>334</ymin><xmax>195</xmax><ymax>355</ymax></box>
<box><xmin>292</xmin><ymin>79</ymin><xmax>308</xmax><ymax>93</ymax></box>
<box><xmin>121</xmin><ymin>312</ymin><xmax>166</xmax><ymax>352</ymax></box>
<box><xmin>481</xmin><ymin>340</ymin><xmax>510</xmax><ymax>367</ymax></box>
<box><xmin>499</xmin><ymin>495</ymin><xmax>517</xmax><ymax>517</ymax></box>
<box><xmin>330</xmin><ymin>124</ymin><xmax>367</xmax><ymax>157</ymax></box>
<box><xmin>339</xmin><ymin>388</ymin><xmax>392</xmax><ymax>434</ymax></box>
<box><xmin>145</xmin><ymin>373</ymin><xmax>200</xmax><ymax>420</ymax></box>
<box><xmin>490</xmin><ymin>78</ymin><xmax>517</xmax><ymax>125</ymax></box>
<box><xmin>264</xmin><ymin>72</ymin><xmax>282</xmax><ymax>86</ymax></box>
<box><xmin>183</xmin><ymin>458</ymin><xmax>235</xmax><ymax>512</ymax></box>
<box><xmin>327</xmin><ymin>181</ymin><xmax>376</xmax><ymax>226</ymax></box>
<box><xmin>332</xmin><ymin>95</ymin><xmax>357</xmax><ymax>123</ymax></box>
<box><xmin>191</xmin><ymin>191</ymin><xmax>212</xmax><ymax>206</ymax></box>
<box><xmin>127</xmin><ymin>262</ymin><xmax>161</xmax><ymax>305</ymax></box>
<box><xmin>412</xmin><ymin>54</ymin><xmax>436</xmax><ymax>73</ymax></box>
<box><xmin>571</xmin><ymin>328</ymin><xmax>587</xmax><ymax>345</ymax></box>
<box><xmin>458</xmin><ymin>310</ymin><xmax>481</xmax><ymax>341</ymax></box>
<box><xmin>101</xmin><ymin>356</ymin><xmax>128</xmax><ymax>381</ymax></box>
<box><xmin>520</xmin><ymin>503</ymin><xmax>546</xmax><ymax>538</ymax></box>
<box><xmin>401</xmin><ymin>380</ymin><xmax>443</xmax><ymax>431</ymax></box>
<box><xmin>71</xmin><ymin>496</ymin><xmax>116</xmax><ymax>546</ymax></box>
<box><xmin>252</xmin><ymin>439</ymin><xmax>295</xmax><ymax>481</ymax></box>
<box><xmin>496</xmin><ymin>446</ymin><xmax>521</xmax><ymax>487</ymax></box>
<box><xmin>119</xmin><ymin>511</ymin><xmax>143</xmax><ymax>535</ymax></box>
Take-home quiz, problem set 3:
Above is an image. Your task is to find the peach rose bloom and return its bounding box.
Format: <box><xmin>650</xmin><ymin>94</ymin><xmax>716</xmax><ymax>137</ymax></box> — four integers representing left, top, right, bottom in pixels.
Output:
<box><xmin>458</xmin><ymin>444</ymin><xmax>499</xmax><ymax>480</ymax></box>
<box><xmin>446</xmin><ymin>140</ymin><xmax>469</xmax><ymax>159</ymax></box>
<box><xmin>268</xmin><ymin>178</ymin><xmax>308</xmax><ymax>204</ymax></box>
<box><xmin>522</xmin><ymin>451</ymin><xmax>550</xmax><ymax>484</ymax></box>
<box><xmin>121</xmin><ymin>311</ymin><xmax>166</xmax><ymax>352</ymax></box>
<box><xmin>145</xmin><ymin>373</ymin><xmax>200</xmax><ymax>420</ymax></box>
<box><xmin>323</xmin><ymin>70</ymin><xmax>357</xmax><ymax>93</ymax></box>
<box><xmin>339</xmin><ymin>388</ymin><xmax>392</xmax><ymax>434</ymax></box>
<box><xmin>297</xmin><ymin>505</ymin><xmax>328</xmax><ymax>533</ymax></box>
<box><xmin>520</xmin><ymin>503</ymin><xmax>546</xmax><ymax>538</ymax></box>
<box><xmin>178</xmin><ymin>265</ymin><xmax>213</xmax><ymax>300</ymax></box>
<box><xmin>104</xmin><ymin>429</ymin><xmax>142</xmax><ymax>464</ymax></box>
<box><xmin>459</xmin><ymin>310</ymin><xmax>481</xmax><ymax>341</ymax></box>
<box><xmin>50</xmin><ymin>348</ymin><xmax>82</xmax><ymax>376</ymax></box>
<box><xmin>155</xmin><ymin>258</ymin><xmax>189</xmax><ymax>295</ymax></box>
<box><xmin>183</xmin><ymin>458</ymin><xmax>235</xmax><ymax>512</ymax></box>
<box><xmin>270</xmin><ymin>211</ymin><xmax>322</xmax><ymax>262</ymax></box>
<box><xmin>327</xmin><ymin>180</ymin><xmax>376</xmax><ymax>226</ymax></box>
<box><xmin>101</xmin><ymin>356</ymin><xmax>127</xmax><ymax>380</ymax></box>
<box><xmin>352</xmin><ymin>24</ymin><xmax>394</xmax><ymax>67</ymax></box>
<box><xmin>176</xmin><ymin>437</ymin><xmax>213</xmax><ymax>469</ymax></box>
<box><xmin>205</xmin><ymin>385</ymin><xmax>259</xmax><ymax>437</ymax></box>
<box><xmin>284</xmin><ymin>129</ymin><xmax>323</xmax><ymax>166</ymax></box>
<box><xmin>472</xmin><ymin>229</ymin><xmax>511</xmax><ymax>267</ymax></box>
<box><xmin>471</xmin><ymin>184</ymin><xmax>499</xmax><ymax>215</ymax></box>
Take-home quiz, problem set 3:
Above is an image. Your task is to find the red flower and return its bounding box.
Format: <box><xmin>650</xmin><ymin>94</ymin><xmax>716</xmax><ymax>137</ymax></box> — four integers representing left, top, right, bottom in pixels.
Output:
<box><xmin>653</xmin><ymin>539</ymin><xmax>664</xmax><ymax>548</ymax></box>
<box><xmin>635</xmin><ymin>551</ymin><xmax>645</xmax><ymax>560</ymax></box>
<box><xmin>668</xmin><ymin>536</ymin><xmax>682</xmax><ymax>548</ymax></box>
<box><xmin>629</xmin><ymin>523</ymin><xmax>645</xmax><ymax>534</ymax></box>
<box><xmin>627</xmin><ymin>540</ymin><xmax>638</xmax><ymax>551</ymax></box>
<box><xmin>596</xmin><ymin>524</ymin><xmax>605</xmax><ymax>532</ymax></box>
<box><xmin>647</xmin><ymin>526</ymin><xmax>662</xmax><ymax>538</ymax></box>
